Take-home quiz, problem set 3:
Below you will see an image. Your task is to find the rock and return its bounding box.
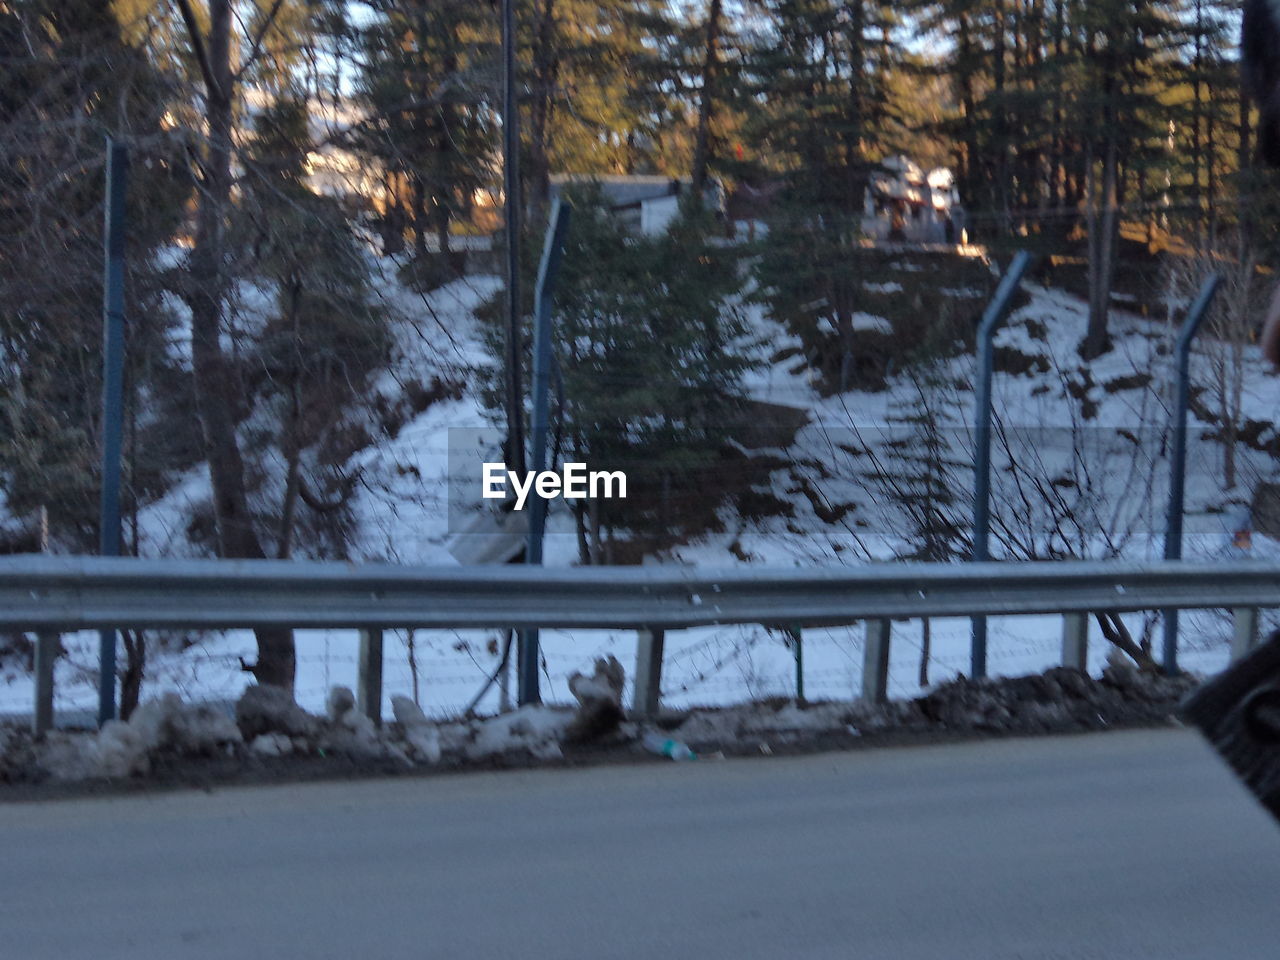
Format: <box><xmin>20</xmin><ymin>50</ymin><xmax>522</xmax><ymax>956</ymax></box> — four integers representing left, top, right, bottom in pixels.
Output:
<box><xmin>235</xmin><ymin>684</ymin><xmax>317</xmax><ymax>741</ymax></box>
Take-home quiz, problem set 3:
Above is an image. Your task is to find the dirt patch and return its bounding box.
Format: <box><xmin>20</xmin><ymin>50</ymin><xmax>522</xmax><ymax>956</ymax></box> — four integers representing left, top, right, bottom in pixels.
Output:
<box><xmin>993</xmin><ymin>345</ymin><xmax>1051</xmax><ymax>376</ymax></box>
<box><xmin>0</xmin><ymin>664</ymin><xmax>1201</xmax><ymax>803</ymax></box>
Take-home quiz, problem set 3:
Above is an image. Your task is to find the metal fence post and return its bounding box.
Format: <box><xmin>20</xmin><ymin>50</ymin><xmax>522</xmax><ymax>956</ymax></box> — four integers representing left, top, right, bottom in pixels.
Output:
<box><xmin>1161</xmin><ymin>273</ymin><xmax>1222</xmax><ymax>676</ymax></box>
<box><xmin>633</xmin><ymin>628</ymin><xmax>665</xmax><ymax>719</ymax></box>
<box><xmin>519</xmin><ymin>201</ymin><xmax>572</xmax><ymax>707</ymax></box>
<box><xmin>98</xmin><ymin>138</ymin><xmax>128</xmax><ymax>727</ymax></box>
<box><xmin>862</xmin><ymin>619</ymin><xmax>891</xmax><ymax>704</ymax></box>
<box><xmin>33</xmin><ymin>632</ymin><xmax>57</xmax><ymax>737</ymax></box>
<box><xmin>789</xmin><ymin>626</ymin><xmax>804</xmax><ymax>704</ymax></box>
<box><xmin>971</xmin><ymin>251</ymin><xmax>1033</xmax><ymax>680</ymax></box>
<box><xmin>358</xmin><ymin>628</ymin><xmax>384</xmax><ymax>726</ymax></box>
<box><xmin>1061</xmin><ymin>613</ymin><xmax>1088</xmax><ymax>672</ymax></box>
<box><xmin>1231</xmin><ymin>607</ymin><xmax>1260</xmax><ymax>661</ymax></box>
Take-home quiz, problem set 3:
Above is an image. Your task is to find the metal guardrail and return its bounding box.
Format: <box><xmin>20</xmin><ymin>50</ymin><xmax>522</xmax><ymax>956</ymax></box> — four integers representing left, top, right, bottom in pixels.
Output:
<box><xmin>0</xmin><ymin>555</ymin><xmax>1277</xmax><ymax>631</ymax></box>
<box><xmin>3</xmin><ymin>554</ymin><xmax>1274</xmax><ymax>731</ymax></box>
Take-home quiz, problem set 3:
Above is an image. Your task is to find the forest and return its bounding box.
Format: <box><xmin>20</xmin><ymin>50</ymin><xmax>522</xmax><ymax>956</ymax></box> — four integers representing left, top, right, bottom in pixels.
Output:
<box><xmin>0</xmin><ymin>0</ymin><xmax>1273</xmax><ymax>700</ymax></box>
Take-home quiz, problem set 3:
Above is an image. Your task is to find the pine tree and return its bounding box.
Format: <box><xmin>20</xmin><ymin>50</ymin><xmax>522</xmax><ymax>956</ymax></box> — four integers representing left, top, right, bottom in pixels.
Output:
<box><xmin>0</xmin><ymin>0</ymin><xmax>187</xmax><ymax>549</ymax></box>
<box><xmin>744</xmin><ymin>0</ymin><xmax>901</xmax><ymax>394</ymax></box>
<box><xmin>352</xmin><ymin>0</ymin><xmax>495</xmax><ymax>276</ymax></box>
<box><xmin>238</xmin><ymin>94</ymin><xmax>392</xmax><ymax>560</ymax></box>
<box><xmin>480</xmin><ymin>188</ymin><xmax>755</xmax><ymax>560</ymax></box>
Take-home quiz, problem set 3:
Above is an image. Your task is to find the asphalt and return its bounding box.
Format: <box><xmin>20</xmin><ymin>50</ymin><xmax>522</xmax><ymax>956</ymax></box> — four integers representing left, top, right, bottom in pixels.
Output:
<box><xmin>2</xmin><ymin>727</ymin><xmax>1277</xmax><ymax>959</ymax></box>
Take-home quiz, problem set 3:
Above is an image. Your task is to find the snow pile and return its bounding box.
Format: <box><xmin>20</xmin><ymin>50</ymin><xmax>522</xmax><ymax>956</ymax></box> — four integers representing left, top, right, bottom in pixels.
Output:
<box><xmin>391</xmin><ymin>695</ymin><xmax>441</xmax><ymax>763</ymax></box>
<box><xmin>0</xmin><ymin>724</ymin><xmax>34</xmax><ymax>783</ymax></box>
<box><xmin>249</xmin><ymin>732</ymin><xmax>297</xmax><ymax>757</ymax></box>
<box><xmin>564</xmin><ymin>656</ymin><xmax>626</xmax><ymax>743</ymax></box>
<box><xmin>913</xmin><ymin>664</ymin><xmax>1197</xmax><ymax>734</ymax></box>
<box><xmin>463</xmin><ymin>706</ymin><xmax>574</xmax><ymax>762</ymax></box>
<box><xmin>37</xmin><ymin>693</ymin><xmax>242</xmax><ymax>780</ymax></box>
<box><xmin>670</xmin><ymin>664</ymin><xmax>1198</xmax><ymax>750</ymax></box>
<box><xmin>235</xmin><ymin>684</ymin><xmax>319</xmax><ymax>742</ymax></box>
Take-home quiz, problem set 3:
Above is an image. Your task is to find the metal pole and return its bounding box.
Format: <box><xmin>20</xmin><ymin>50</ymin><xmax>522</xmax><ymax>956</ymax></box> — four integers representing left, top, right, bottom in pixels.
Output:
<box><xmin>98</xmin><ymin>139</ymin><xmax>128</xmax><ymax>726</ymax></box>
<box><xmin>33</xmin><ymin>632</ymin><xmax>57</xmax><ymax>737</ymax></box>
<box><xmin>501</xmin><ymin>0</ymin><xmax>525</xmax><ymax>479</ymax></box>
<box><xmin>791</xmin><ymin>626</ymin><xmax>804</xmax><ymax>704</ymax></box>
<box><xmin>632</xmin><ymin>628</ymin><xmax>665</xmax><ymax>719</ymax></box>
<box><xmin>525</xmin><ymin>201</ymin><xmax>571</xmax><ymax>565</ymax></box>
<box><xmin>357</xmin><ymin>628</ymin><xmax>384</xmax><ymax>727</ymax></box>
<box><xmin>1161</xmin><ymin>272</ymin><xmax>1222</xmax><ymax>675</ymax></box>
<box><xmin>970</xmin><ymin>250</ymin><xmax>1033</xmax><ymax>680</ymax></box>
<box><xmin>518</xmin><ymin>201</ymin><xmax>572</xmax><ymax>706</ymax></box>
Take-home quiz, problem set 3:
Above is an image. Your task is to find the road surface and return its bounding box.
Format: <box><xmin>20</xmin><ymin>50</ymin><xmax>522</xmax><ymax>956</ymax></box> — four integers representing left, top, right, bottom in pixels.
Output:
<box><xmin>2</xmin><ymin>728</ymin><xmax>1278</xmax><ymax>959</ymax></box>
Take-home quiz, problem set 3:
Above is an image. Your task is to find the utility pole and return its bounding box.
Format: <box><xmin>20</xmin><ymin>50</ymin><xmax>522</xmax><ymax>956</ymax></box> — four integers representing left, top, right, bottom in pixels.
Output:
<box><xmin>502</xmin><ymin>0</ymin><xmax>525</xmax><ymax>476</ymax></box>
<box><xmin>98</xmin><ymin>139</ymin><xmax>128</xmax><ymax>725</ymax></box>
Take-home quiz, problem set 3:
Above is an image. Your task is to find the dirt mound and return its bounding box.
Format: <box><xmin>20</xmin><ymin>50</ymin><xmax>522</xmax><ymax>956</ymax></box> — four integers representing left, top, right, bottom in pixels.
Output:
<box><xmin>913</xmin><ymin>664</ymin><xmax>1196</xmax><ymax>735</ymax></box>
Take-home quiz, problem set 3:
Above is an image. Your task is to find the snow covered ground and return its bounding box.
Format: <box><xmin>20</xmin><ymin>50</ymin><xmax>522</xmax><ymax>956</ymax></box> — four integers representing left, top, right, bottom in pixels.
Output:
<box><xmin>3</xmin><ymin>261</ymin><xmax>1276</xmax><ymax>724</ymax></box>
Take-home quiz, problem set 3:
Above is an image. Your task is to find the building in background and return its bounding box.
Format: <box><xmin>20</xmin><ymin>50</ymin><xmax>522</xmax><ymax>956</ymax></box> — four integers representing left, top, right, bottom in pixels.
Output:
<box><xmin>549</xmin><ymin>174</ymin><xmax>724</xmax><ymax>235</ymax></box>
<box><xmin>863</xmin><ymin>156</ymin><xmax>966</xmax><ymax>245</ymax></box>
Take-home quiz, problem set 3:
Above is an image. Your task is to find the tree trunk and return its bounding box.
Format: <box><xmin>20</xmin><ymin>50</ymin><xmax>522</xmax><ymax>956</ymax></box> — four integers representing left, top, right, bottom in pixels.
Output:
<box><xmin>119</xmin><ymin>629</ymin><xmax>146</xmax><ymax>720</ymax></box>
<box><xmin>527</xmin><ymin>0</ymin><xmax>558</xmax><ymax>225</ymax></box>
<box><xmin>691</xmin><ymin>0</ymin><xmax>724</xmax><ymax>198</ymax></box>
<box><xmin>1239</xmin><ymin>81</ymin><xmax>1254</xmax><ymax>246</ymax></box>
<box><xmin>1082</xmin><ymin>139</ymin><xmax>1117</xmax><ymax>360</ymax></box>
<box><xmin>919</xmin><ymin>617</ymin><xmax>931</xmax><ymax>687</ymax></box>
<box><xmin>181</xmin><ymin>0</ymin><xmax>295</xmax><ymax>691</ymax></box>
<box><xmin>993</xmin><ymin>0</ymin><xmax>1010</xmax><ymax>235</ymax></box>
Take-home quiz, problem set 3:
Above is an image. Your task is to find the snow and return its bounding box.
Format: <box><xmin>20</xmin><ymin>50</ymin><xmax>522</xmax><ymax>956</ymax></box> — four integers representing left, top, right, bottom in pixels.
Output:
<box><xmin>851</xmin><ymin>312</ymin><xmax>894</xmax><ymax>335</ymax></box>
<box><xmin>465</xmin><ymin>705</ymin><xmax>573</xmax><ymax>761</ymax></box>
<box><xmin>2</xmin><ymin>261</ymin><xmax>1272</xmax><ymax>729</ymax></box>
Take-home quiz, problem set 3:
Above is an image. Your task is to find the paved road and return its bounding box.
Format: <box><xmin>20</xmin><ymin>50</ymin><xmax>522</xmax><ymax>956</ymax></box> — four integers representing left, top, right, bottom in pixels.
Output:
<box><xmin>2</xmin><ymin>729</ymin><xmax>1278</xmax><ymax>959</ymax></box>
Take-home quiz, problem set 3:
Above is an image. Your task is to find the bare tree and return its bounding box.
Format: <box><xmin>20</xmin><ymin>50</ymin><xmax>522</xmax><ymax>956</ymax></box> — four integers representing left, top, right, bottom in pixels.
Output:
<box><xmin>174</xmin><ymin>0</ymin><xmax>296</xmax><ymax>690</ymax></box>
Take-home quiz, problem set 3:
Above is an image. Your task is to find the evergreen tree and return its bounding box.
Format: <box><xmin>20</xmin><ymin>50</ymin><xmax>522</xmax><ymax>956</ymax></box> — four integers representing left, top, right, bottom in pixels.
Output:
<box><xmin>352</xmin><ymin>0</ymin><xmax>496</xmax><ymax>275</ymax></box>
<box><xmin>238</xmin><ymin>94</ymin><xmax>392</xmax><ymax>559</ymax></box>
<box><xmin>0</xmin><ymin>0</ymin><xmax>188</xmax><ymax>549</ymax></box>
<box><xmin>479</xmin><ymin>188</ymin><xmax>755</xmax><ymax>559</ymax></box>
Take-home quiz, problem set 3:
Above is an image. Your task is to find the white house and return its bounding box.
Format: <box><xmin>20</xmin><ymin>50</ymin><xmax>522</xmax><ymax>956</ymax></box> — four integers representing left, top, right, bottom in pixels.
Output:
<box><xmin>549</xmin><ymin>174</ymin><xmax>724</xmax><ymax>235</ymax></box>
<box><xmin>862</xmin><ymin>156</ymin><xmax>967</xmax><ymax>245</ymax></box>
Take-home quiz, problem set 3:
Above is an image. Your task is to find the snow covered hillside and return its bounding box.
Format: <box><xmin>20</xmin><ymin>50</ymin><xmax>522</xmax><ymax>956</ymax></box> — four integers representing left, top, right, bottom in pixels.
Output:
<box><xmin>4</xmin><ymin>256</ymin><xmax>1277</xmax><ymax>722</ymax></box>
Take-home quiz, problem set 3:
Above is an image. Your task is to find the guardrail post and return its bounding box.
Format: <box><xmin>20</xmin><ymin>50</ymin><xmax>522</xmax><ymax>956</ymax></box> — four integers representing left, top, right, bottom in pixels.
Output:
<box><xmin>862</xmin><ymin>619</ymin><xmax>891</xmax><ymax>704</ymax></box>
<box><xmin>633</xmin><ymin>628</ymin><xmax>664</xmax><ymax>719</ymax></box>
<box><xmin>1061</xmin><ymin>613</ymin><xmax>1088</xmax><ymax>672</ymax></box>
<box><xmin>358</xmin><ymin>628</ymin><xmax>383</xmax><ymax>726</ymax></box>
<box><xmin>33</xmin><ymin>632</ymin><xmax>57</xmax><ymax>737</ymax></box>
<box><xmin>789</xmin><ymin>626</ymin><xmax>804</xmax><ymax>704</ymax></box>
<box><xmin>1231</xmin><ymin>607</ymin><xmax>1260</xmax><ymax>661</ymax></box>
<box><xmin>1161</xmin><ymin>272</ymin><xmax>1222</xmax><ymax>676</ymax></box>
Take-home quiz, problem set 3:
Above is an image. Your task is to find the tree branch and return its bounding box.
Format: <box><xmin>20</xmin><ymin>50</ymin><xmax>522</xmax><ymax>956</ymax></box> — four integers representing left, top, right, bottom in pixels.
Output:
<box><xmin>173</xmin><ymin>0</ymin><xmax>225</xmax><ymax>102</ymax></box>
<box><xmin>299</xmin><ymin>470</ymin><xmax>358</xmax><ymax>513</ymax></box>
<box><xmin>234</xmin><ymin>0</ymin><xmax>289</xmax><ymax>82</ymax></box>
